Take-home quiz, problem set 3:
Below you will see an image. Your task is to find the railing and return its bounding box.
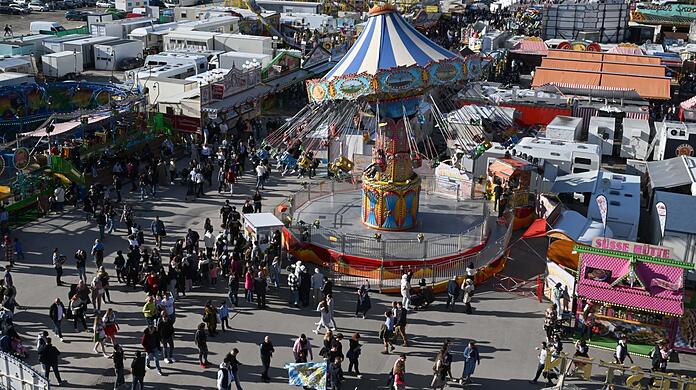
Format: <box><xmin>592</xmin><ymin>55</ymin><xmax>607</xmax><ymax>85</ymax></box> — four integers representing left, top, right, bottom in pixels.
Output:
<box><xmin>278</xmin><ymin>178</ymin><xmax>515</xmax><ymax>292</ymax></box>
<box><xmin>0</xmin><ymin>351</ymin><xmax>49</xmax><ymax>390</ymax></box>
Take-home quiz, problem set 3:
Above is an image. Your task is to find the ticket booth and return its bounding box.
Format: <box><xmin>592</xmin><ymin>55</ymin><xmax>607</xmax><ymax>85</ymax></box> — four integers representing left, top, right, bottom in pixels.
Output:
<box><xmin>242</xmin><ymin>213</ymin><xmax>284</xmax><ymax>251</ymax></box>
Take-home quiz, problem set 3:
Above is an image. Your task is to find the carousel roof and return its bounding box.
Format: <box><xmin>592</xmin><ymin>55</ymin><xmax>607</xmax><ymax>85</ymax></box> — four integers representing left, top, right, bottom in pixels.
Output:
<box><xmin>323</xmin><ymin>4</ymin><xmax>457</xmax><ymax>81</ymax></box>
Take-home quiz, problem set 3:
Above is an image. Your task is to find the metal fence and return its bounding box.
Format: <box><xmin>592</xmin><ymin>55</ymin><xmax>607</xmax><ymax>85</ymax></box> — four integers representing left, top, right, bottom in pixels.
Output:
<box><xmin>0</xmin><ymin>352</ymin><xmax>49</xmax><ymax>390</ymax></box>
<box><xmin>277</xmin><ymin>178</ymin><xmax>515</xmax><ymax>292</ymax></box>
<box><xmin>323</xmin><ymin>221</ymin><xmax>514</xmax><ymax>291</ymax></box>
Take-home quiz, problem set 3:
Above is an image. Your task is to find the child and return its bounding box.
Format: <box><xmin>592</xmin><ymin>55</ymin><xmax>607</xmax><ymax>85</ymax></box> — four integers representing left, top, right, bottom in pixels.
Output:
<box><xmin>13</xmin><ymin>237</ymin><xmax>23</xmax><ymax>262</ymax></box>
<box><xmin>218</xmin><ymin>300</ymin><xmax>230</xmax><ymax>332</ymax></box>
<box><xmin>210</xmin><ymin>262</ymin><xmax>220</xmax><ymax>286</ymax></box>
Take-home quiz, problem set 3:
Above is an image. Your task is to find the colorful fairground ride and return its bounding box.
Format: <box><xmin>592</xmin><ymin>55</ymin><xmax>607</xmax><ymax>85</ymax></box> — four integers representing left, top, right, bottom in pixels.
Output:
<box><xmin>264</xmin><ymin>4</ymin><xmax>513</xmax><ymax>293</ymax></box>
<box><xmin>0</xmin><ymin>81</ymin><xmax>146</xmax><ymax>228</ymax></box>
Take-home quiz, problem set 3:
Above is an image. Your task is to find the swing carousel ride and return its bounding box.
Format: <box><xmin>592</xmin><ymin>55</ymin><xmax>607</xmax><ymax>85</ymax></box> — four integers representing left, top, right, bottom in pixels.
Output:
<box><xmin>266</xmin><ymin>4</ymin><xmax>504</xmax><ymax>270</ymax></box>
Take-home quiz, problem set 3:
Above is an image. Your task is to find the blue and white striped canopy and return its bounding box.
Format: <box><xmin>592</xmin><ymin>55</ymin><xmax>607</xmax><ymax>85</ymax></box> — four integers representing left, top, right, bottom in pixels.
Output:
<box><xmin>324</xmin><ymin>8</ymin><xmax>457</xmax><ymax>81</ymax></box>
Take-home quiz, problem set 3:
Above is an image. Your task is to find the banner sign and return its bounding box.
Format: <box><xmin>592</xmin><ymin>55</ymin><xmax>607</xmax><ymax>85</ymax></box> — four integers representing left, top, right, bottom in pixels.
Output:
<box><xmin>592</xmin><ymin>237</ymin><xmax>673</xmax><ymax>259</ymax></box>
<box><xmin>655</xmin><ymin>201</ymin><xmax>667</xmax><ymax>240</ymax></box>
<box><xmin>596</xmin><ymin>194</ymin><xmax>607</xmax><ymax>231</ymax></box>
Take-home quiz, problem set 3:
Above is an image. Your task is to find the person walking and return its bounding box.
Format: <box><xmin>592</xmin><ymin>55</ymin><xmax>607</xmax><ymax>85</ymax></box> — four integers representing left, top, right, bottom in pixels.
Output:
<box><xmin>460</xmin><ymin>341</ymin><xmax>481</xmax><ymax>384</ymax></box>
<box><xmin>111</xmin><ymin>344</ymin><xmax>125</xmax><ymax>389</ymax></box>
<box><xmin>431</xmin><ymin>348</ymin><xmax>447</xmax><ymax>390</ymax></box>
<box><xmin>326</xmin><ymin>293</ymin><xmax>338</xmax><ymax>330</ymax></box>
<box><xmin>217</xmin><ymin>358</ymin><xmax>234</xmax><ymax>390</ymax></box>
<box><xmin>194</xmin><ymin>323</ymin><xmax>210</xmax><ymax>368</ymax></box>
<box><xmin>131</xmin><ymin>350</ymin><xmax>146</xmax><ymax>390</ymax></box>
<box><xmin>462</xmin><ymin>278</ymin><xmax>475</xmax><ymax>314</ymax></box>
<box><xmin>52</xmin><ymin>249</ymin><xmax>65</xmax><ymax>286</ymax></box>
<box><xmin>355</xmin><ymin>284</ymin><xmax>371</xmax><ymax>318</ymax></box>
<box><xmin>346</xmin><ymin>333</ymin><xmax>362</xmax><ymax>378</ymax></box>
<box><xmin>392</xmin><ymin>354</ymin><xmax>407</xmax><ymax>390</ymax></box>
<box><xmin>328</xmin><ymin>356</ymin><xmax>344</xmax><ymax>390</ymax></box>
<box><xmin>150</xmin><ymin>217</ymin><xmax>167</xmax><ymax>250</ymax></box>
<box><xmin>75</xmin><ymin>249</ymin><xmax>88</xmax><ymax>283</ymax></box>
<box><xmin>252</xmin><ymin>191</ymin><xmax>262</xmax><ymax>213</ymax></box>
<box><xmin>288</xmin><ymin>271</ymin><xmax>300</xmax><ymax>307</ymax></box>
<box><xmin>311</xmin><ymin>268</ymin><xmax>323</xmax><ymax>305</ymax></box>
<box><xmin>254</xmin><ymin>271</ymin><xmax>267</xmax><ymax>309</ymax></box>
<box><xmin>90</xmin><ymin>273</ymin><xmax>105</xmax><ymax>313</ymax></box>
<box><xmin>292</xmin><ymin>333</ymin><xmax>313</xmax><ymax>363</ymax></box>
<box><xmin>529</xmin><ymin>341</ymin><xmax>552</xmax><ymax>385</ymax></box>
<box><xmin>158</xmin><ymin>313</ymin><xmax>175</xmax><ymax>363</ymax></box>
<box><xmin>92</xmin><ymin>239</ymin><xmax>105</xmax><ymax>269</ymax></box>
<box><xmin>103</xmin><ymin>308</ymin><xmax>119</xmax><ymax>346</ymax></box>
<box><xmin>228</xmin><ymin>274</ymin><xmax>239</xmax><ymax>306</ymax></box>
<box><xmin>614</xmin><ymin>335</ymin><xmax>634</xmax><ymax>365</ymax></box>
<box><xmin>203</xmin><ymin>301</ymin><xmax>218</xmax><ymax>336</ymax></box>
<box><xmin>313</xmin><ymin>298</ymin><xmax>333</xmax><ymax>334</ymax></box>
<box><xmin>244</xmin><ymin>269</ymin><xmax>254</xmax><ymax>304</ymax></box>
<box><xmin>227</xmin><ymin>348</ymin><xmax>243</xmax><ymax>390</ymax></box>
<box><xmin>380</xmin><ymin>311</ymin><xmax>395</xmax><ymax>354</ymax></box>
<box><xmin>49</xmin><ymin>298</ymin><xmax>66</xmax><ymax>342</ymax></box>
<box><xmin>259</xmin><ymin>335</ymin><xmax>274</xmax><ymax>383</ymax></box>
<box><xmin>141</xmin><ymin>325</ymin><xmax>163</xmax><ymax>375</ymax></box>
<box><xmin>446</xmin><ymin>276</ymin><xmax>460</xmax><ymax>312</ymax></box>
<box><xmin>92</xmin><ymin>317</ymin><xmax>109</xmax><ymax>357</ymax></box>
<box><xmin>394</xmin><ymin>302</ymin><xmax>408</xmax><ymax>347</ymax></box>
<box><xmin>400</xmin><ymin>272</ymin><xmax>412</xmax><ymax>311</ymax></box>
<box><xmin>218</xmin><ymin>300</ymin><xmax>230</xmax><ymax>332</ymax></box>
<box><xmin>38</xmin><ymin>337</ymin><xmax>64</xmax><ymax>386</ymax></box>
<box><xmin>142</xmin><ymin>296</ymin><xmax>157</xmax><ymax>326</ymax></box>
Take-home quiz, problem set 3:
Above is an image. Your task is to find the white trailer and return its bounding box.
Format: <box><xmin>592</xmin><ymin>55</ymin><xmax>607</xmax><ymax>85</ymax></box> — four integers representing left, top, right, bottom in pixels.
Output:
<box><xmin>62</xmin><ymin>36</ymin><xmax>121</xmax><ymax>68</ymax></box>
<box><xmin>219</xmin><ymin>51</ymin><xmax>271</xmax><ymax>69</ymax></box>
<box><xmin>588</xmin><ymin>116</ymin><xmax>616</xmax><ymax>156</ymax></box>
<box><xmin>163</xmin><ymin>30</ymin><xmax>216</xmax><ymax>51</ymax></box>
<box><xmin>621</xmin><ymin>118</ymin><xmax>651</xmax><ymax>160</ymax></box>
<box><xmin>94</xmin><ymin>39</ymin><xmax>144</xmax><ymax>71</ymax></box>
<box><xmin>213</xmin><ymin>33</ymin><xmax>273</xmax><ymax>55</ymax></box>
<box><xmin>90</xmin><ymin>17</ymin><xmax>157</xmax><ymax>39</ymax></box>
<box><xmin>176</xmin><ymin>15</ymin><xmax>240</xmax><ymax>33</ymax></box>
<box><xmin>42</xmin><ymin>51</ymin><xmax>83</xmax><ymax>78</ymax></box>
<box><xmin>545</xmin><ymin>115</ymin><xmax>583</xmax><ymax>142</ymax></box>
<box><xmin>42</xmin><ymin>34</ymin><xmax>91</xmax><ymax>54</ymax></box>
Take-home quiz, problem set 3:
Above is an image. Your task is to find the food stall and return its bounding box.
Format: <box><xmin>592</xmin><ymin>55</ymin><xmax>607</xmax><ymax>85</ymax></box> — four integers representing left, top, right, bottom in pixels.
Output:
<box><xmin>242</xmin><ymin>212</ymin><xmax>284</xmax><ymax>252</ymax></box>
<box><xmin>574</xmin><ymin>239</ymin><xmax>694</xmax><ymax>356</ymax></box>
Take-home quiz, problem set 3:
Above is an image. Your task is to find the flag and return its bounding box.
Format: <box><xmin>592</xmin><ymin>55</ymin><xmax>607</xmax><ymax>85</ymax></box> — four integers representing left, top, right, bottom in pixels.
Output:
<box><xmin>655</xmin><ymin>201</ymin><xmax>667</xmax><ymax>240</ymax></box>
<box><xmin>596</xmin><ymin>194</ymin><xmax>607</xmax><ymax>232</ymax></box>
<box><xmin>285</xmin><ymin>361</ymin><xmax>327</xmax><ymax>390</ymax></box>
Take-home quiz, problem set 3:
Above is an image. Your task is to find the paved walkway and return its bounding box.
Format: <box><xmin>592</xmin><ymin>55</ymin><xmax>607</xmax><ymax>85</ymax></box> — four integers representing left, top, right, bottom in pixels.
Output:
<box><xmin>5</xmin><ymin>168</ymin><xmax>696</xmax><ymax>390</ymax></box>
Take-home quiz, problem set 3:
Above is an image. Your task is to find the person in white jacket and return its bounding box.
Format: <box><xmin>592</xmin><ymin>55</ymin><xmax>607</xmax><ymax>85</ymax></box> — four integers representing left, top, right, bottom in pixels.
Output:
<box><xmin>400</xmin><ymin>272</ymin><xmax>413</xmax><ymax>311</ymax></box>
<box><xmin>311</xmin><ymin>268</ymin><xmax>324</xmax><ymax>305</ymax></box>
<box><xmin>217</xmin><ymin>358</ymin><xmax>234</xmax><ymax>390</ymax></box>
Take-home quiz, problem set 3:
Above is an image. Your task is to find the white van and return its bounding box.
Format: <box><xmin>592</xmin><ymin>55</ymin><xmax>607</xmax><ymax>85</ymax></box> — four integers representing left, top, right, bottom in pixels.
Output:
<box><xmin>30</xmin><ymin>21</ymin><xmax>65</xmax><ymax>35</ymax></box>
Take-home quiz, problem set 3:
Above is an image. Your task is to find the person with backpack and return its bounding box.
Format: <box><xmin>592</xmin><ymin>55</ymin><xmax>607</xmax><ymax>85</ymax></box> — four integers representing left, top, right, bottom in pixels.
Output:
<box><xmin>217</xmin><ymin>357</ymin><xmax>234</xmax><ymax>390</ymax></box>
<box><xmin>91</xmin><ymin>239</ymin><xmax>105</xmax><ymax>269</ymax></box>
<box><xmin>38</xmin><ymin>337</ymin><xmax>64</xmax><ymax>386</ymax></box>
<box><xmin>195</xmin><ymin>322</ymin><xmax>210</xmax><ymax>368</ymax></box>
<box><xmin>380</xmin><ymin>311</ymin><xmax>395</xmax><ymax>354</ymax></box>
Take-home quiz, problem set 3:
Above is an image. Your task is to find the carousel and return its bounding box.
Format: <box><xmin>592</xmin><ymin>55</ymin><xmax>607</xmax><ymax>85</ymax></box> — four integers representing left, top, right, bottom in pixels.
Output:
<box><xmin>267</xmin><ymin>4</ymin><xmax>513</xmax><ymax>290</ymax></box>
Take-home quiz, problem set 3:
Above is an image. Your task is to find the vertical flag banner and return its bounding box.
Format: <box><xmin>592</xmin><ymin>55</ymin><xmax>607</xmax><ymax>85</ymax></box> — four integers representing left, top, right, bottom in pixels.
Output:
<box><xmin>596</xmin><ymin>194</ymin><xmax>607</xmax><ymax>232</ymax></box>
<box><xmin>655</xmin><ymin>201</ymin><xmax>667</xmax><ymax>241</ymax></box>
<box><xmin>285</xmin><ymin>361</ymin><xmax>327</xmax><ymax>390</ymax></box>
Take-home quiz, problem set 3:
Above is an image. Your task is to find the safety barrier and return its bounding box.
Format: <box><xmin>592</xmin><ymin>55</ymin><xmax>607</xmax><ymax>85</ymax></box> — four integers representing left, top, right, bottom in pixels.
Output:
<box><xmin>0</xmin><ymin>351</ymin><xmax>49</xmax><ymax>390</ymax></box>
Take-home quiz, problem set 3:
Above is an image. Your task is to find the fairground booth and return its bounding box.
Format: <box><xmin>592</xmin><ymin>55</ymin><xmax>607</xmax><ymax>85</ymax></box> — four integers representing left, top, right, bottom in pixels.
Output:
<box><xmin>574</xmin><ymin>239</ymin><xmax>694</xmax><ymax>356</ymax></box>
